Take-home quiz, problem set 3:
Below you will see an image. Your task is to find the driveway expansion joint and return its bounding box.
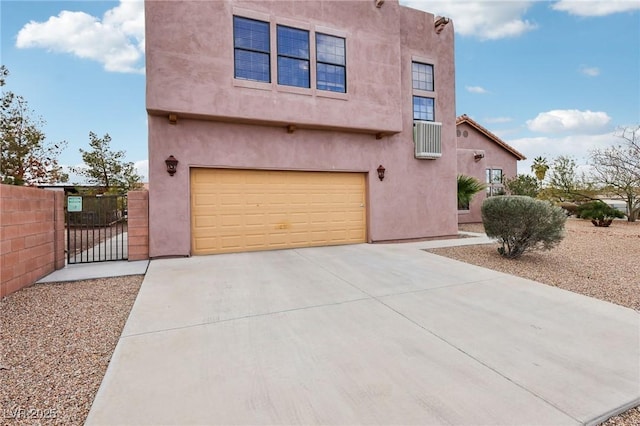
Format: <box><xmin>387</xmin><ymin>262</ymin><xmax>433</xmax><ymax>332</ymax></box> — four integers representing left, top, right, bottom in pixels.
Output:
<box><xmin>370</xmin><ymin>295</ymin><xmax>583</xmax><ymax>424</ymax></box>
<box><xmin>121</xmin><ymin>296</ymin><xmax>372</xmax><ymax>339</ymax></box>
<box><xmin>293</xmin><ymin>246</ymin><xmax>581</xmax><ymax>422</ymax></box>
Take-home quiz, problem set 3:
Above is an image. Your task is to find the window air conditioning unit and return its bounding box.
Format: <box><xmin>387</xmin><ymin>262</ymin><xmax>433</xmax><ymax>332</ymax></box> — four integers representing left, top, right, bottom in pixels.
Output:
<box><xmin>413</xmin><ymin>121</ymin><xmax>442</xmax><ymax>159</ymax></box>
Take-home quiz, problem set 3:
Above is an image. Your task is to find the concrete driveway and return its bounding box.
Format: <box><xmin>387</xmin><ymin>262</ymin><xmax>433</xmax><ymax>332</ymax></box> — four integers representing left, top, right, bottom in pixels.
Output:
<box><xmin>86</xmin><ymin>242</ymin><xmax>639</xmax><ymax>425</ymax></box>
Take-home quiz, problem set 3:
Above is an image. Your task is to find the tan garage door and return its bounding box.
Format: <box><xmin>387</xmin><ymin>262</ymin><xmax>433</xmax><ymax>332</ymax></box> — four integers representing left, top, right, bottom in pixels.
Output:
<box><xmin>191</xmin><ymin>168</ymin><xmax>366</xmax><ymax>255</ymax></box>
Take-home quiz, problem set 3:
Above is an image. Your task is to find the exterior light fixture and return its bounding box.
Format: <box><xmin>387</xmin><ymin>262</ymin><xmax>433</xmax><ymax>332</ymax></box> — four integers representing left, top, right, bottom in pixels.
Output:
<box><xmin>165</xmin><ymin>155</ymin><xmax>178</xmax><ymax>176</ymax></box>
<box><xmin>474</xmin><ymin>152</ymin><xmax>485</xmax><ymax>161</ymax></box>
<box><xmin>375</xmin><ymin>0</ymin><xmax>385</xmax><ymax>8</ymax></box>
<box><xmin>377</xmin><ymin>165</ymin><xmax>386</xmax><ymax>181</ymax></box>
<box><xmin>168</xmin><ymin>113</ymin><xmax>178</xmax><ymax>125</ymax></box>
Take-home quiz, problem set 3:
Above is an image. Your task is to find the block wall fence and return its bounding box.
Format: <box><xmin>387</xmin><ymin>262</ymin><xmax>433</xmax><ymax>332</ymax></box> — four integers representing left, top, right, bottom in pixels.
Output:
<box><xmin>1</xmin><ymin>186</ymin><xmax>150</xmax><ymax>298</ymax></box>
<box><xmin>0</xmin><ymin>184</ymin><xmax>65</xmax><ymax>298</ymax></box>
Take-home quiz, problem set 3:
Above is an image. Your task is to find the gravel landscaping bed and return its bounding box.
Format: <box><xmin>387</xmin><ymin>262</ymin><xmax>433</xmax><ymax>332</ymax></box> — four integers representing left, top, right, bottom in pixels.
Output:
<box><xmin>0</xmin><ymin>276</ymin><xmax>142</xmax><ymax>425</ymax></box>
<box><xmin>449</xmin><ymin>218</ymin><xmax>640</xmax><ymax>311</ymax></box>
<box><xmin>1</xmin><ymin>219</ymin><xmax>638</xmax><ymax>425</ymax></box>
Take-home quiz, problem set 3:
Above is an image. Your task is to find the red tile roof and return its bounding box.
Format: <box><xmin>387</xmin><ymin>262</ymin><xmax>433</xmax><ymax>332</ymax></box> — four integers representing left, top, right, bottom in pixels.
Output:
<box><xmin>456</xmin><ymin>114</ymin><xmax>526</xmax><ymax>160</ymax></box>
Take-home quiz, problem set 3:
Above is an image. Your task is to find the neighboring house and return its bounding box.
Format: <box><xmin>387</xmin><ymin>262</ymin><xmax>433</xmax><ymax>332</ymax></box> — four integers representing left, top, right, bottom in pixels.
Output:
<box><xmin>456</xmin><ymin>114</ymin><xmax>526</xmax><ymax>224</ymax></box>
<box><xmin>145</xmin><ymin>0</ymin><xmax>457</xmax><ymax>257</ymax></box>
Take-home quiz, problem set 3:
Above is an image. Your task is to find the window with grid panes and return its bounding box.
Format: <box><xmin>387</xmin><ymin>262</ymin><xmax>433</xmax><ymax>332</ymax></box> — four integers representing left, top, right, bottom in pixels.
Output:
<box><xmin>277</xmin><ymin>25</ymin><xmax>310</xmax><ymax>88</ymax></box>
<box><xmin>316</xmin><ymin>33</ymin><xmax>346</xmax><ymax>93</ymax></box>
<box><xmin>233</xmin><ymin>16</ymin><xmax>270</xmax><ymax>82</ymax></box>
<box><xmin>412</xmin><ymin>61</ymin><xmax>435</xmax><ymax>121</ymax></box>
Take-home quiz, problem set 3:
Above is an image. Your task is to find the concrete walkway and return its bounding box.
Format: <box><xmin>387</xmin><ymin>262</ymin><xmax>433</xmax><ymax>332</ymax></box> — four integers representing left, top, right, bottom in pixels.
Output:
<box><xmin>37</xmin><ymin>259</ymin><xmax>149</xmax><ymax>283</ymax></box>
<box><xmin>67</xmin><ymin>231</ymin><xmax>129</xmax><ymax>264</ymax></box>
<box><xmin>85</xmin><ymin>235</ymin><xmax>640</xmax><ymax>425</ymax></box>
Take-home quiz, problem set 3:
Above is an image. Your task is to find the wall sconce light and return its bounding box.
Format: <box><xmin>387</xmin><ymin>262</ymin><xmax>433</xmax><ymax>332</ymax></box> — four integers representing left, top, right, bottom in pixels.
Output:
<box><xmin>377</xmin><ymin>165</ymin><xmax>386</xmax><ymax>181</ymax></box>
<box><xmin>474</xmin><ymin>152</ymin><xmax>485</xmax><ymax>161</ymax></box>
<box><xmin>286</xmin><ymin>124</ymin><xmax>296</xmax><ymax>134</ymax></box>
<box><xmin>375</xmin><ymin>0</ymin><xmax>385</xmax><ymax>8</ymax></box>
<box><xmin>168</xmin><ymin>113</ymin><xmax>178</xmax><ymax>125</ymax></box>
<box><xmin>165</xmin><ymin>155</ymin><xmax>178</xmax><ymax>176</ymax></box>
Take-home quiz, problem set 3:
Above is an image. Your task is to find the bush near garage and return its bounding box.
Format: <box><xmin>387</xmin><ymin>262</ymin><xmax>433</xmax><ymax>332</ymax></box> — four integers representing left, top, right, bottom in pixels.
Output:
<box><xmin>481</xmin><ymin>195</ymin><xmax>567</xmax><ymax>259</ymax></box>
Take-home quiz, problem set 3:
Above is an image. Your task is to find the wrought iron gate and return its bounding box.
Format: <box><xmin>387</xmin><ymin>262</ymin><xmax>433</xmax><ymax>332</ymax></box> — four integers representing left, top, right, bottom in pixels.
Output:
<box><xmin>66</xmin><ymin>194</ymin><xmax>128</xmax><ymax>264</ymax></box>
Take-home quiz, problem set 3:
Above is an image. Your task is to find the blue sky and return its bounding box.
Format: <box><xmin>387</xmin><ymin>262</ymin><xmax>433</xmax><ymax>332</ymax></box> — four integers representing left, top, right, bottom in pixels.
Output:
<box><xmin>1</xmin><ymin>0</ymin><xmax>639</xmax><ymax>183</ymax></box>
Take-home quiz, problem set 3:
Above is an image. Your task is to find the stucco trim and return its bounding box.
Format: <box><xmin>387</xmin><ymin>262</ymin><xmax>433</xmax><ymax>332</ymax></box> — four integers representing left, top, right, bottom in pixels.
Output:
<box><xmin>233</xmin><ymin>79</ymin><xmax>273</xmax><ymax>91</ymax></box>
<box><xmin>187</xmin><ymin>164</ymin><xmax>371</xmax><ymax>174</ymax></box>
<box><xmin>411</xmin><ymin>54</ymin><xmax>438</xmax><ymax>66</ymax></box>
<box><xmin>231</xmin><ymin>7</ymin><xmax>270</xmax><ymax>22</ymax></box>
<box><xmin>146</xmin><ymin>109</ymin><xmax>401</xmax><ymax>136</ymax></box>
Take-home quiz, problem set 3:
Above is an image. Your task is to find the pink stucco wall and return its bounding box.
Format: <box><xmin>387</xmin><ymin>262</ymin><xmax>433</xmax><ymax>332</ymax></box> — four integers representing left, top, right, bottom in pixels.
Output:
<box><xmin>146</xmin><ymin>0</ymin><xmax>458</xmax><ymax>257</ymax></box>
<box><xmin>457</xmin><ymin>122</ymin><xmax>520</xmax><ymax>224</ymax></box>
<box><xmin>146</xmin><ymin>0</ymin><xmax>404</xmax><ymax>135</ymax></box>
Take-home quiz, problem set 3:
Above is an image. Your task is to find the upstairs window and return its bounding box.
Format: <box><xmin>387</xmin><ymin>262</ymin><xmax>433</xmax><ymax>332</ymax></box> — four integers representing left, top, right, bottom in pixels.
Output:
<box><xmin>277</xmin><ymin>25</ymin><xmax>310</xmax><ymax>88</ymax></box>
<box><xmin>413</xmin><ymin>96</ymin><xmax>434</xmax><ymax>121</ymax></box>
<box><xmin>412</xmin><ymin>61</ymin><xmax>435</xmax><ymax>121</ymax></box>
<box><xmin>412</xmin><ymin>62</ymin><xmax>434</xmax><ymax>91</ymax></box>
<box><xmin>233</xmin><ymin>16</ymin><xmax>270</xmax><ymax>82</ymax></box>
<box><xmin>316</xmin><ymin>33</ymin><xmax>346</xmax><ymax>93</ymax></box>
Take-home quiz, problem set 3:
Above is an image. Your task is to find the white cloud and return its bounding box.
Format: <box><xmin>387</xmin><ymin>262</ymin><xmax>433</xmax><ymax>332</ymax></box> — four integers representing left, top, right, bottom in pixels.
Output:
<box><xmin>552</xmin><ymin>0</ymin><xmax>640</xmax><ymax>17</ymax></box>
<box><xmin>526</xmin><ymin>109</ymin><xmax>611</xmax><ymax>134</ymax></box>
<box><xmin>579</xmin><ymin>65</ymin><xmax>600</xmax><ymax>77</ymax></box>
<box><xmin>508</xmin><ymin>132</ymin><xmax>619</xmax><ymax>175</ymax></box>
<box><xmin>466</xmin><ymin>85</ymin><xmax>489</xmax><ymax>94</ymax></box>
<box><xmin>134</xmin><ymin>159</ymin><xmax>149</xmax><ymax>182</ymax></box>
<box><xmin>16</xmin><ymin>0</ymin><xmax>144</xmax><ymax>74</ymax></box>
<box><xmin>401</xmin><ymin>1</ymin><xmax>537</xmax><ymax>40</ymax></box>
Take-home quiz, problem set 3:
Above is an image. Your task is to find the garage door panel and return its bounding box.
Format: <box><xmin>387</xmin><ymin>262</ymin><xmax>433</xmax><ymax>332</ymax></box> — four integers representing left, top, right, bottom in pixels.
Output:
<box><xmin>191</xmin><ymin>169</ymin><xmax>366</xmax><ymax>255</ymax></box>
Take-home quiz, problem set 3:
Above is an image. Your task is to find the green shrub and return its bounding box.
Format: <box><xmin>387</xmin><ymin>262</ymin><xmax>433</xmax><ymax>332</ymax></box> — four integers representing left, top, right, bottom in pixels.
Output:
<box><xmin>481</xmin><ymin>196</ymin><xmax>567</xmax><ymax>259</ymax></box>
<box><xmin>457</xmin><ymin>175</ymin><xmax>486</xmax><ymax>210</ymax></box>
<box><xmin>504</xmin><ymin>174</ymin><xmax>540</xmax><ymax>198</ymax></box>
<box><xmin>576</xmin><ymin>201</ymin><xmax>625</xmax><ymax>227</ymax></box>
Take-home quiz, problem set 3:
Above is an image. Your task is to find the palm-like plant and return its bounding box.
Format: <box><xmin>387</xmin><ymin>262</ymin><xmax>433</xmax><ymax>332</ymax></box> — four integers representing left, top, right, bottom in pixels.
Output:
<box><xmin>457</xmin><ymin>175</ymin><xmax>486</xmax><ymax>209</ymax></box>
<box><xmin>531</xmin><ymin>156</ymin><xmax>550</xmax><ymax>182</ymax></box>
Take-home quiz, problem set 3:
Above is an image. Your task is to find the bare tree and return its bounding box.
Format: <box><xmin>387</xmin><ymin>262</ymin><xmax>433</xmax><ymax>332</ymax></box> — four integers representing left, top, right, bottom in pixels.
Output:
<box><xmin>589</xmin><ymin>126</ymin><xmax>640</xmax><ymax>222</ymax></box>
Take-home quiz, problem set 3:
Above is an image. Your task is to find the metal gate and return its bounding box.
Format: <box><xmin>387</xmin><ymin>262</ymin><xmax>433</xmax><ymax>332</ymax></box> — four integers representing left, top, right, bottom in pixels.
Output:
<box><xmin>66</xmin><ymin>194</ymin><xmax>128</xmax><ymax>264</ymax></box>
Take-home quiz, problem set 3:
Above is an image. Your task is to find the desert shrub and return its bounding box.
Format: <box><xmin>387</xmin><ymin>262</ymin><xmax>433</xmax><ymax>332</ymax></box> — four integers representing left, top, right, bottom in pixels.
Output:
<box><xmin>576</xmin><ymin>201</ymin><xmax>625</xmax><ymax>227</ymax></box>
<box><xmin>504</xmin><ymin>174</ymin><xmax>540</xmax><ymax>198</ymax></box>
<box><xmin>481</xmin><ymin>196</ymin><xmax>567</xmax><ymax>259</ymax></box>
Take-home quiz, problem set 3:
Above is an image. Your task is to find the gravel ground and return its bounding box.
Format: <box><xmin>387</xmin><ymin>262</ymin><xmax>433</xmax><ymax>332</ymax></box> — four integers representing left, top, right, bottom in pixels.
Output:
<box><xmin>0</xmin><ymin>276</ymin><xmax>142</xmax><ymax>425</ymax></box>
<box><xmin>1</xmin><ymin>219</ymin><xmax>638</xmax><ymax>425</ymax></box>
<box><xmin>450</xmin><ymin>218</ymin><xmax>640</xmax><ymax>311</ymax></box>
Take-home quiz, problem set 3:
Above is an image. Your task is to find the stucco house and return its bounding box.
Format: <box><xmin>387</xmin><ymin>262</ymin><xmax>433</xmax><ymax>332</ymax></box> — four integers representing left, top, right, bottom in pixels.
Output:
<box><xmin>456</xmin><ymin>114</ymin><xmax>526</xmax><ymax>224</ymax></box>
<box><xmin>145</xmin><ymin>0</ymin><xmax>457</xmax><ymax>257</ymax></box>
